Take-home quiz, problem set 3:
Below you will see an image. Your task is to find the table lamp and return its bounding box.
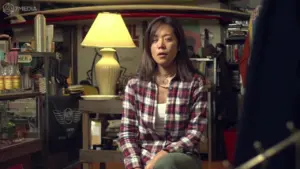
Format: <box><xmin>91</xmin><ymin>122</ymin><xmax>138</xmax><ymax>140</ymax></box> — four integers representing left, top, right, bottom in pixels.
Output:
<box><xmin>81</xmin><ymin>12</ymin><xmax>136</xmax><ymax>95</ymax></box>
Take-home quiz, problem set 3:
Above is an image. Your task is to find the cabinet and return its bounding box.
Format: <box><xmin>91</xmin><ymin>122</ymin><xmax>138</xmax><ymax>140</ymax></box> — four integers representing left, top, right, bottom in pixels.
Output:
<box><xmin>0</xmin><ymin>92</ymin><xmax>43</xmax><ymax>169</ymax></box>
<box><xmin>0</xmin><ymin>52</ymin><xmax>55</xmax><ymax>169</ymax></box>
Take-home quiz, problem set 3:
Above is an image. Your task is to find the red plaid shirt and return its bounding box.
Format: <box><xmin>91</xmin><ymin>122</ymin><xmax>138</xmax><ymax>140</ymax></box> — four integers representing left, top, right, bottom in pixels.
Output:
<box><xmin>119</xmin><ymin>74</ymin><xmax>208</xmax><ymax>169</ymax></box>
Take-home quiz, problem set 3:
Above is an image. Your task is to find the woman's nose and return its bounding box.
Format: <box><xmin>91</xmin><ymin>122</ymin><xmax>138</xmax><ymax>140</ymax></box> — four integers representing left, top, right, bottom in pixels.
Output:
<box><xmin>157</xmin><ymin>39</ymin><xmax>166</xmax><ymax>48</ymax></box>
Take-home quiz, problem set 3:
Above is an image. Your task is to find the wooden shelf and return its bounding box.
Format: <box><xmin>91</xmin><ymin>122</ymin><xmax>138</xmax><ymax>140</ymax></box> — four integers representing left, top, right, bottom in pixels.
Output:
<box><xmin>18</xmin><ymin>52</ymin><xmax>56</xmax><ymax>58</ymax></box>
<box><xmin>225</xmin><ymin>36</ymin><xmax>246</xmax><ymax>44</ymax></box>
<box><xmin>79</xmin><ymin>99</ymin><xmax>122</xmax><ymax>114</ymax></box>
<box><xmin>80</xmin><ymin>150</ymin><xmax>123</xmax><ymax>163</ymax></box>
<box><xmin>0</xmin><ymin>138</ymin><xmax>42</xmax><ymax>163</ymax></box>
<box><xmin>190</xmin><ymin>58</ymin><xmax>214</xmax><ymax>62</ymax></box>
<box><xmin>0</xmin><ymin>91</ymin><xmax>42</xmax><ymax>101</ymax></box>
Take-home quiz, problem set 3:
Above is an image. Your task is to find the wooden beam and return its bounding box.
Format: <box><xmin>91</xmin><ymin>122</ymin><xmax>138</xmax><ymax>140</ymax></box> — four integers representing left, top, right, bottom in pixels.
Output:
<box><xmin>20</xmin><ymin>0</ymin><xmax>199</xmax><ymax>4</ymax></box>
<box><xmin>6</xmin><ymin>4</ymin><xmax>250</xmax><ymax>20</ymax></box>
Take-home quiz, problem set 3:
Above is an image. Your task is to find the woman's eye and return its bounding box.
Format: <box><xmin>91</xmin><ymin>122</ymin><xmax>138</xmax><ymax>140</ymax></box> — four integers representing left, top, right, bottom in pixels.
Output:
<box><xmin>165</xmin><ymin>38</ymin><xmax>172</xmax><ymax>42</ymax></box>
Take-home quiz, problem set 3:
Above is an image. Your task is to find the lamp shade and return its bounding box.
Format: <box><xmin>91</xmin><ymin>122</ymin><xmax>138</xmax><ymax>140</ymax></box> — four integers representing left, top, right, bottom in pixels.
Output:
<box><xmin>81</xmin><ymin>12</ymin><xmax>136</xmax><ymax>48</ymax></box>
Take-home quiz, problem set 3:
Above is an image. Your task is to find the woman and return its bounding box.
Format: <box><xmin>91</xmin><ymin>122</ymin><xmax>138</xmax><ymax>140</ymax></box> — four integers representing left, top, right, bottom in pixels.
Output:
<box><xmin>119</xmin><ymin>16</ymin><xmax>208</xmax><ymax>169</ymax></box>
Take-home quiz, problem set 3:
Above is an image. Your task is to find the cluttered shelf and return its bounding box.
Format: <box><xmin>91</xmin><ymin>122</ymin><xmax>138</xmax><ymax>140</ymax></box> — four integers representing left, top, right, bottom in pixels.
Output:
<box><xmin>0</xmin><ymin>91</ymin><xmax>42</xmax><ymax>101</ymax></box>
<box><xmin>0</xmin><ymin>138</ymin><xmax>42</xmax><ymax>163</ymax></box>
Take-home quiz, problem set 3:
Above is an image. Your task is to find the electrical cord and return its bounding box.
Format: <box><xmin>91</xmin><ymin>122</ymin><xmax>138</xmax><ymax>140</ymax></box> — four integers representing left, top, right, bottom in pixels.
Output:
<box><xmin>86</xmin><ymin>48</ymin><xmax>101</xmax><ymax>84</ymax></box>
<box><xmin>115</xmin><ymin>51</ymin><xmax>127</xmax><ymax>76</ymax></box>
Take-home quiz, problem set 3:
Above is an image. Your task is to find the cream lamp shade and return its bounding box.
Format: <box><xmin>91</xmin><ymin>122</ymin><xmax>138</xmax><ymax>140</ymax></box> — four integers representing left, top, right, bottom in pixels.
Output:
<box><xmin>81</xmin><ymin>12</ymin><xmax>136</xmax><ymax>95</ymax></box>
<box><xmin>81</xmin><ymin>12</ymin><xmax>136</xmax><ymax>48</ymax></box>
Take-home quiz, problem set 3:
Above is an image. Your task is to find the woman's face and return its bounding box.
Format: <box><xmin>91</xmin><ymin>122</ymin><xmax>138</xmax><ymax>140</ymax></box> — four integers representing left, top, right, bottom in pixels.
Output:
<box><xmin>150</xmin><ymin>24</ymin><xmax>178</xmax><ymax>68</ymax></box>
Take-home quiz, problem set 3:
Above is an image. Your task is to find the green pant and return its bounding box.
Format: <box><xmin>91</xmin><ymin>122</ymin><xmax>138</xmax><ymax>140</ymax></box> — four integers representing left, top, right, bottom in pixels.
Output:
<box><xmin>153</xmin><ymin>153</ymin><xmax>202</xmax><ymax>169</ymax></box>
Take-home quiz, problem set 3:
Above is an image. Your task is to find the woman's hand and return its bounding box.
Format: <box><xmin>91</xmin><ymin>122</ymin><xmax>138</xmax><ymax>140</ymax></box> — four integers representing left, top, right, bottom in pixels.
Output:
<box><xmin>153</xmin><ymin>150</ymin><xmax>168</xmax><ymax>161</ymax></box>
<box><xmin>145</xmin><ymin>160</ymin><xmax>155</xmax><ymax>169</ymax></box>
<box><xmin>145</xmin><ymin>150</ymin><xmax>168</xmax><ymax>169</ymax></box>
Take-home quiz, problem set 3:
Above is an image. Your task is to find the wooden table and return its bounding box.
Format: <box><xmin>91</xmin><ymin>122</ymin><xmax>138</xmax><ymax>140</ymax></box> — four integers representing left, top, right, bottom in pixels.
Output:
<box><xmin>79</xmin><ymin>99</ymin><xmax>124</xmax><ymax>169</ymax></box>
<box><xmin>79</xmin><ymin>98</ymin><xmax>212</xmax><ymax>169</ymax></box>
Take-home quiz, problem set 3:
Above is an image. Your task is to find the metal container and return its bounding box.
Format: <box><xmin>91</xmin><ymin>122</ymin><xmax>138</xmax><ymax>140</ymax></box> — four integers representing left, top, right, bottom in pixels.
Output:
<box><xmin>34</xmin><ymin>14</ymin><xmax>47</xmax><ymax>52</ymax></box>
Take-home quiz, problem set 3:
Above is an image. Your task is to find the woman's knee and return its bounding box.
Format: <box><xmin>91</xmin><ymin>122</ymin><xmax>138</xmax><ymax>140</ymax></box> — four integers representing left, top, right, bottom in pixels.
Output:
<box><xmin>153</xmin><ymin>153</ymin><xmax>201</xmax><ymax>169</ymax></box>
<box><xmin>153</xmin><ymin>154</ymin><xmax>177</xmax><ymax>169</ymax></box>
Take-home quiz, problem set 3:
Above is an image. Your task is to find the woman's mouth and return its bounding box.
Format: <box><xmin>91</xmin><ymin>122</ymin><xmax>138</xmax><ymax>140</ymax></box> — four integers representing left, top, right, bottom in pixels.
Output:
<box><xmin>158</xmin><ymin>52</ymin><xmax>168</xmax><ymax>57</ymax></box>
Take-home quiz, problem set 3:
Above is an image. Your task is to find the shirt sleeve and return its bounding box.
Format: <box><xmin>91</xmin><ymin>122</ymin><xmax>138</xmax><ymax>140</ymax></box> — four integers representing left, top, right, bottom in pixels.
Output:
<box><xmin>119</xmin><ymin>79</ymin><xmax>142</xmax><ymax>169</ymax></box>
<box><xmin>163</xmin><ymin>77</ymin><xmax>208</xmax><ymax>153</ymax></box>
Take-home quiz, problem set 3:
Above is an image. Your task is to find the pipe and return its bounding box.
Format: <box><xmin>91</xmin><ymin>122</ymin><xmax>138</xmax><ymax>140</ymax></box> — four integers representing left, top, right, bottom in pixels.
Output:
<box><xmin>1</xmin><ymin>12</ymin><xmax>227</xmax><ymax>28</ymax></box>
<box><xmin>235</xmin><ymin>131</ymin><xmax>300</xmax><ymax>169</ymax></box>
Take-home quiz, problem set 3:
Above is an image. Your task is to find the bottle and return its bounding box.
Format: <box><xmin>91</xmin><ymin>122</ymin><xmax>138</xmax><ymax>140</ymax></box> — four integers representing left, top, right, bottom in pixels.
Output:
<box><xmin>12</xmin><ymin>64</ymin><xmax>21</xmax><ymax>90</ymax></box>
<box><xmin>11</xmin><ymin>49</ymin><xmax>20</xmax><ymax>90</ymax></box>
<box><xmin>3</xmin><ymin>51</ymin><xmax>14</xmax><ymax>91</ymax></box>
<box><xmin>30</xmin><ymin>37</ymin><xmax>35</xmax><ymax>51</ymax></box>
<box><xmin>3</xmin><ymin>64</ymin><xmax>13</xmax><ymax>91</ymax></box>
<box><xmin>0</xmin><ymin>50</ymin><xmax>5</xmax><ymax>93</ymax></box>
<box><xmin>0</xmin><ymin>64</ymin><xmax>4</xmax><ymax>93</ymax></box>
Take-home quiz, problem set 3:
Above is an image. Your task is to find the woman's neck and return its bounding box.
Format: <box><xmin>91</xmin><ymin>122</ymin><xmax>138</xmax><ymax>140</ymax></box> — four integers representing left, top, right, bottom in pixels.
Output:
<box><xmin>157</xmin><ymin>64</ymin><xmax>177</xmax><ymax>77</ymax></box>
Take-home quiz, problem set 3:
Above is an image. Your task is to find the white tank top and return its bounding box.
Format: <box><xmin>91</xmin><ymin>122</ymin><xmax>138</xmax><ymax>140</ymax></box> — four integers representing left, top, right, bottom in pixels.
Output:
<box><xmin>155</xmin><ymin>103</ymin><xmax>167</xmax><ymax>136</ymax></box>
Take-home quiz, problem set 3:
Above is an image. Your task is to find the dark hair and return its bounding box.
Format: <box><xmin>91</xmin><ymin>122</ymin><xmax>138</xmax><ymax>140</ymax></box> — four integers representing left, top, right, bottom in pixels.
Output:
<box><xmin>137</xmin><ymin>16</ymin><xmax>200</xmax><ymax>82</ymax></box>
